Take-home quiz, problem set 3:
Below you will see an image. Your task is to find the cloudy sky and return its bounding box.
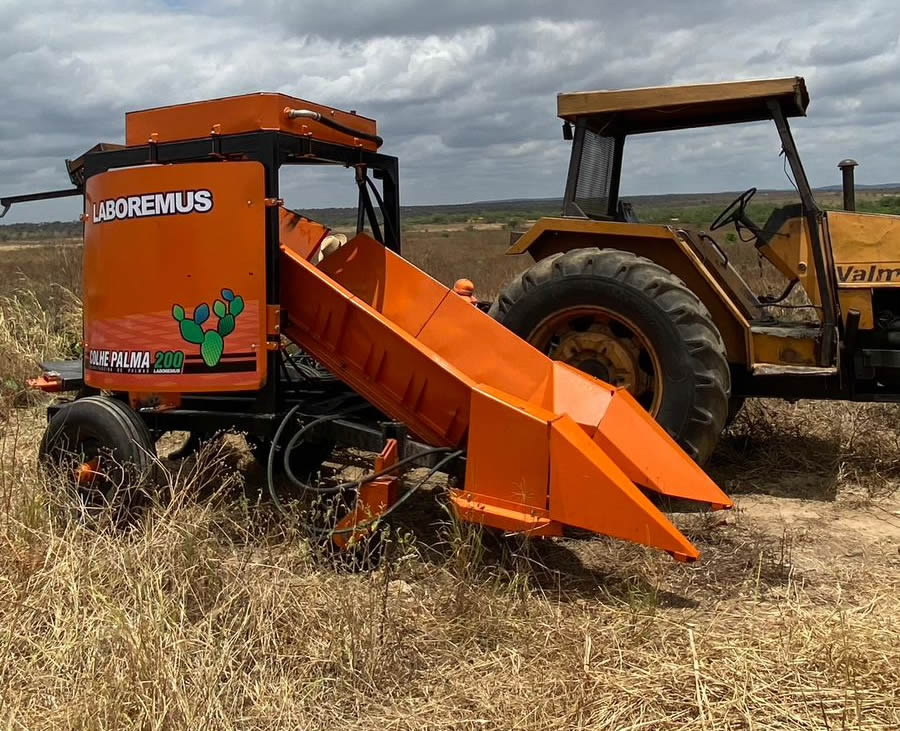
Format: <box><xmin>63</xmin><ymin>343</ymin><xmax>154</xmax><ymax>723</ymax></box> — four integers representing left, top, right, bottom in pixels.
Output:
<box><xmin>2</xmin><ymin>0</ymin><xmax>900</xmax><ymax>222</ymax></box>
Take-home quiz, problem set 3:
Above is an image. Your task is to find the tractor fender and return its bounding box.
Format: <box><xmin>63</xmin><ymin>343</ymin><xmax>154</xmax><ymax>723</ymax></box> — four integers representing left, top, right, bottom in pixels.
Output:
<box><xmin>507</xmin><ymin>218</ymin><xmax>751</xmax><ymax>366</ymax></box>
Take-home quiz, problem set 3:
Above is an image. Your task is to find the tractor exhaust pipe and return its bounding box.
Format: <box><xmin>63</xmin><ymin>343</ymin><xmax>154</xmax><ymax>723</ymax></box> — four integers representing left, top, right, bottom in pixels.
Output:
<box><xmin>838</xmin><ymin>158</ymin><xmax>858</xmax><ymax>211</ymax></box>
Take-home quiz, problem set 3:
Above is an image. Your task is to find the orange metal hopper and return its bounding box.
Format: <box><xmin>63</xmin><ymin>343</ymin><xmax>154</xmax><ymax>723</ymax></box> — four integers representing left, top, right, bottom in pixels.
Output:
<box><xmin>279</xmin><ymin>231</ymin><xmax>732</xmax><ymax>561</ymax></box>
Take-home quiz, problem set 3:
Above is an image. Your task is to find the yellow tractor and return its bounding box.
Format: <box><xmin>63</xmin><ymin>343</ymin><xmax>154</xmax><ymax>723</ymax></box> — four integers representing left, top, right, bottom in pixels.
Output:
<box><xmin>492</xmin><ymin>76</ymin><xmax>892</xmax><ymax>463</ymax></box>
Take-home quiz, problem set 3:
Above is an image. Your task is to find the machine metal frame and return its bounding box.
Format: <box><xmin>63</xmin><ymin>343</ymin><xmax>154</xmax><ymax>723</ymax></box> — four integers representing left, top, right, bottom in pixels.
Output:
<box><xmin>2</xmin><ymin>91</ymin><xmax>734</xmax><ymax>562</ymax></box>
<box><xmin>3</xmin><ymin>130</ymin><xmax>415</xmax><ymax>459</ymax></box>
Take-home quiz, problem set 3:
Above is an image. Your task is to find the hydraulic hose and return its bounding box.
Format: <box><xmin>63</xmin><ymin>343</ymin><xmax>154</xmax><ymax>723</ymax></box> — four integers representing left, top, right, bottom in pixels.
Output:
<box><xmin>283</xmin><ymin>108</ymin><xmax>384</xmax><ymax>147</ymax></box>
<box><xmin>316</xmin><ymin>449</ymin><xmax>464</xmax><ymax>538</ymax></box>
<box><xmin>283</xmin><ymin>432</ymin><xmax>453</xmax><ymax>496</ymax></box>
<box><xmin>264</xmin><ymin>403</ymin><xmax>462</xmax><ymax>539</ymax></box>
<box><xmin>265</xmin><ymin>404</ymin><xmax>367</xmax><ymax>514</ymax></box>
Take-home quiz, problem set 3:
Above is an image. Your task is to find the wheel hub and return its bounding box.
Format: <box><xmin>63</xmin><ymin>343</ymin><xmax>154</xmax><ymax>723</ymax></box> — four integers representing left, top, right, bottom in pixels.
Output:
<box><xmin>554</xmin><ymin>324</ymin><xmax>651</xmax><ymax>396</ymax></box>
<box><xmin>75</xmin><ymin>458</ymin><xmax>101</xmax><ymax>486</ymax></box>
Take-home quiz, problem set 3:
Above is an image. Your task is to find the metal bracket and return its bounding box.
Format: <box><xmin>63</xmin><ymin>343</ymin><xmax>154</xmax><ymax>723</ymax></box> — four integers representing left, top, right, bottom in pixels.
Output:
<box><xmin>380</xmin><ymin>421</ymin><xmax>408</xmax><ymax>457</ymax></box>
<box><xmin>266</xmin><ymin>305</ymin><xmax>282</xmax><ymax>336</ymax></box>
<box><xmin>265</xmin><ymin>305</ymin><xmax>282</xmax><ymax>350</ymax></box>
<box><xmin>0</xmin><ymin>186</ymin><xmax>82</xmax><ymax>218</ymax></box>
<box><xmin>332</xmin><ymin>438</ymin><xmax>401</xmax><ymax>550</ymax></box>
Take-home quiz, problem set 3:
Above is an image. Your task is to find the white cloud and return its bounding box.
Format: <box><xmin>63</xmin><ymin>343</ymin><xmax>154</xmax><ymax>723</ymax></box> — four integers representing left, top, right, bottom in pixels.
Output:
<box><xmin>2</xmin><ymin>0</ymin><xmax>900</xmax><ymax>222</ymax></box>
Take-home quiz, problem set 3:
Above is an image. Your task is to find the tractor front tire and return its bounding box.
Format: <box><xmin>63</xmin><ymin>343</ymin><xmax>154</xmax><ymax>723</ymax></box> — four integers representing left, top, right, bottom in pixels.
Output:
<box><xmin>489</xmin><ymin>248</ymin><xmax>730</xmax><ymax>464</ymax></box>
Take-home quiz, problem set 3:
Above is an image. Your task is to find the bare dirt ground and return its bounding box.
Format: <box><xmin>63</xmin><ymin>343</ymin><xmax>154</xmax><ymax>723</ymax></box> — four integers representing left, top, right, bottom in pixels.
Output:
<box><xmin>739</xmin><ymin>492</ymin><xmax>900</xmax><ymax>554</ymax></box>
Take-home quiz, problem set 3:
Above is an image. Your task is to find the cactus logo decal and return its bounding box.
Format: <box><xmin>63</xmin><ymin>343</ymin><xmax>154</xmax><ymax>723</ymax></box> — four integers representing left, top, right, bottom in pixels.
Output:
<box><xmin>85</xmin><ymin>288</ymin><xmax>257</xmax><ymax>378</ymax></box>
<box><xmin>172</xmin><ymin>289</ymin><xmax>245</xmax><ymax>367</ymax></box>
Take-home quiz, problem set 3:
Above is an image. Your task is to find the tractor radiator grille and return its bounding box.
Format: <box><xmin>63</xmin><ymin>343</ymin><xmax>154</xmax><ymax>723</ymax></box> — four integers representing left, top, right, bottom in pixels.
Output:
<box><xmin>573</xmin><ymin>129</ymin><xmax>615</xmax><ymax>218</ymax></box>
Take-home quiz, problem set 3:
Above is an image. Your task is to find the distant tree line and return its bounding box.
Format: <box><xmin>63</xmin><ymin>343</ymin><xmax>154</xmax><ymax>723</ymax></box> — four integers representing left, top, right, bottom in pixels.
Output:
<box><xmin>4</xmin><ymin>191</ymin><xmax>899</xmax><ymax>241</ymax></box>
<box><xmin>0</xmin><ymin>221</ymin><xmax>82</xmax><ymax>241</ymax></box>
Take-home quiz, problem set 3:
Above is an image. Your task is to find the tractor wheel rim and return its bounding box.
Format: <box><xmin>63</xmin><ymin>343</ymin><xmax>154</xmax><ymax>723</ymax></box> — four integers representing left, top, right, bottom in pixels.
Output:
<box><xmin>528</xmin><ymin>306</ymin><xmax>664</xmax><ymax>414</ymax></box>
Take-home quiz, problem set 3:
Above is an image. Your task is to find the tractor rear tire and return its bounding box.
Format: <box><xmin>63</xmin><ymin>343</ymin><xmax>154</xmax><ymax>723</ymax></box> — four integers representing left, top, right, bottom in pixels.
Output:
<box><xmin>38</xmin><ymin>395</ymin><xmax>157</xmax><ymax>521</ymax></box>
<box><xmin>489</xmin><ymin>248</ymin><xmax>730</xmax><ymax>464</ymax></box>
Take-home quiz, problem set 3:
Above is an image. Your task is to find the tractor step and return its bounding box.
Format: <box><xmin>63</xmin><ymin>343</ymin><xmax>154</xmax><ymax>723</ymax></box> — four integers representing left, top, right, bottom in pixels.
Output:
<box><xmin>751</xmin><ymin>363</ymin><xmax>837</xmax><ymax>376</ymax></box>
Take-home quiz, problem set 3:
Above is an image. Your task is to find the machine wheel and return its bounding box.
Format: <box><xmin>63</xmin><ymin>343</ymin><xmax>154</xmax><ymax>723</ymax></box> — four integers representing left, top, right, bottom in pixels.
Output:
<box><xmin>490</xmin><ymin>248</ymin><xmax>730</xmax><ymax>463</ymax></box>
<box><xmin>38</xmin><ymin>396</ymin><xmax>157</xmax><ymax>520</ymax></box>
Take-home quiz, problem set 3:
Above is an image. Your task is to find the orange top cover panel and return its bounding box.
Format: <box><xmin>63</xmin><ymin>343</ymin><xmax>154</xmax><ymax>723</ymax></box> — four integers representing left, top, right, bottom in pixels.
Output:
<box><xmin>82</xmin><ymin>161</ymin><xmax>268</xmax><ymax>392</ymax></box>
<box><xmin>125</xmin><ymin>93</ymin><xmax>379</xmax><ymax>151</ymax></box>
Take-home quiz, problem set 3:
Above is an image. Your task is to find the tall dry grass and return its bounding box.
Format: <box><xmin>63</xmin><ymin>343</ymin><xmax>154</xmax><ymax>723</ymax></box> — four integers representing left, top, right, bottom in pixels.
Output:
<box><xmin>718</xmin><ymin>398</ymin><xmax>900</xmax><ymax>500</ymax></box>
<box><xmin>0</xmin><ymin>240</ymin><xmax>898</xmax><ymax>729</ymax></box>
<box><xmin>0</xmin><ymin>243</ymin><xmax>82</xmax><ymax>417</ymax></box>
<box><xmin>1</xmin><ymin>412</ymin><xmax>898</xmax><ymax>729</ymax></box>
<box><xmin>403</xmin><ymin>229</ymin><xmax>529</xmax><ymax>299</ymax></box>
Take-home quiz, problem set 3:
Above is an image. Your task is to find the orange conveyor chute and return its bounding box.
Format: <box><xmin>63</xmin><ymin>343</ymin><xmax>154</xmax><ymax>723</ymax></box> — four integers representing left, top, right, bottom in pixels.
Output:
<box><xmin>278</xmin><ymin>227</ymin><xmax>732</xmax><ymax>561</ymax></box>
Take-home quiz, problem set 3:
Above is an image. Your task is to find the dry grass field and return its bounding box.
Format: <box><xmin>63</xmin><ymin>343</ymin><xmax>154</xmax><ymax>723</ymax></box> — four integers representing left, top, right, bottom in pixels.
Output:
<box><xmin>1</xmin><ymin>232</ymin><xmax>899</xmax><ymax>729</ymax></box>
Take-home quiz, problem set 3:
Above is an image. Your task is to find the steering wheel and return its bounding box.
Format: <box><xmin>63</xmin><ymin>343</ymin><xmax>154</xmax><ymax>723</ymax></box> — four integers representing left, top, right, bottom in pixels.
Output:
<box><xmin>710</xmin><ymin>187</ymin><xmax>757</xmax><ymax>231</ymax></box>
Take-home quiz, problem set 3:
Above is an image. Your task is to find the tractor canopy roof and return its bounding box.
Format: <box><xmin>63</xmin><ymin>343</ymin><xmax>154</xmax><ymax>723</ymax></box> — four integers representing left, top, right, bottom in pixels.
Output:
<box><xmin>558</xmin><ymin>77</ymin><xmax>809</xmax><ymax>135</ymax></box>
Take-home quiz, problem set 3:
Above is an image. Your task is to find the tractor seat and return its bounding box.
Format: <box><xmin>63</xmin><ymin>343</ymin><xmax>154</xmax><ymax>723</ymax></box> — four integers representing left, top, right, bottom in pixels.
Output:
<box><xmin>617</xmin><ymin>200</ymin><xmax>640</xmax><ymax>223</ymax></box>
<box><xmin>755</xmin><ymin>203</ymin><xmax>803</xmax><ymax>247</ymax></box>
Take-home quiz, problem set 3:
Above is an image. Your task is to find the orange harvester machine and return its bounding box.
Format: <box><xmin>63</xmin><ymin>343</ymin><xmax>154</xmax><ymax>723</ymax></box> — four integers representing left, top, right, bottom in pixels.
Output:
<box><xmin>8</xmin><ymin>93</ymin><xmax>732</xmax><ymax>560</ymax></box>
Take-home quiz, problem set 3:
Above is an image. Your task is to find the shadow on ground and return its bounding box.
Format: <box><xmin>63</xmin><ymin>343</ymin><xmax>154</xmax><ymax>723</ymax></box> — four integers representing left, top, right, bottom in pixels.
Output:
<box><xmin>153</xmin><ymin>428</ymin><xmax>798</xmax><ymax>608</ymax></box>
<box><xmin>709</xmin><ymin>431</ymin><xmax>840</xmax><ymax>501</ymax></box>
